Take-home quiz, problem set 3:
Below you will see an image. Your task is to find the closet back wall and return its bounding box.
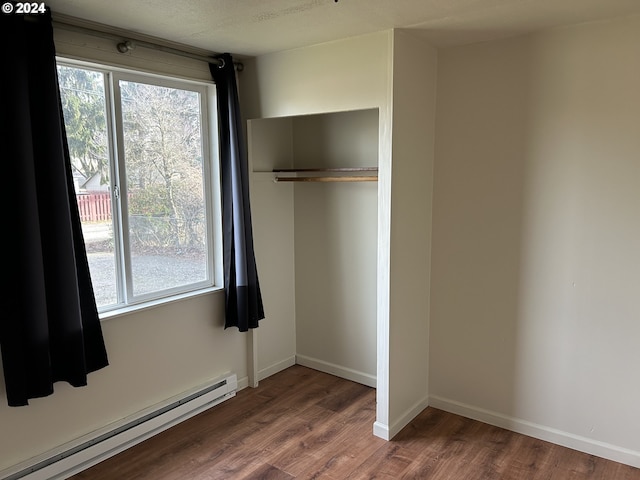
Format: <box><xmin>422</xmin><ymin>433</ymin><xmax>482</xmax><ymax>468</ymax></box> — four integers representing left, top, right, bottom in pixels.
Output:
<box><xmin>293</xmin><ymin>110</ymin><xmax>379</xmax><ymax>386</ymax></box>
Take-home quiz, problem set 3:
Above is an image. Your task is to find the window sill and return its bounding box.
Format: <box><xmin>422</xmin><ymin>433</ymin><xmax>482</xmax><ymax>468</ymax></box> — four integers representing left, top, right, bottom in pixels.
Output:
<box><xmin>98</xmin><ymin>286</ymin><xmax>224</xmax><ymax>322</ymax></box>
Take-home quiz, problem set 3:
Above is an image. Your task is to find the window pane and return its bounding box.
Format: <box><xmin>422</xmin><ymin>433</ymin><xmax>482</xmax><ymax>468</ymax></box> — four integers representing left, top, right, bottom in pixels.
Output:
<box><xmin>57</xmin><ymin>65</ymin><xmax>118</xmax><ymax>308</ymax></box>
<box><xmin>120</xmin><ymin>80</ymin><xmax>208</xmax><ymax>296</ymax></box>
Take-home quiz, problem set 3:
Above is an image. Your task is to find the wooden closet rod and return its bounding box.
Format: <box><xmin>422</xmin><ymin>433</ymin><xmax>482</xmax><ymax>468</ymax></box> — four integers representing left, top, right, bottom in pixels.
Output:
<box><xmin>273</xmin><ymin>167</ymin><xmax>378</xmax><ymax>173</ymax></box>
<box><xmin>275</xmin><ymin>176</ymin><xmax>378</xmax><ymax>183</ymax></box>
<box><xmin>272</xmin><ymin>166</ymin><xmax>378</xmax><ymax>182</ymax></box>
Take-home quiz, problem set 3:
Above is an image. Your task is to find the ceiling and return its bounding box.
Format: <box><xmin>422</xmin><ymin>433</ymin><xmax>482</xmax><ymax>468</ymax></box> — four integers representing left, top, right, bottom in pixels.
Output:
<box><xmin>46</xmin><ymin>0</ymin><xmax>640</xmax><ymax>57</ymax></box>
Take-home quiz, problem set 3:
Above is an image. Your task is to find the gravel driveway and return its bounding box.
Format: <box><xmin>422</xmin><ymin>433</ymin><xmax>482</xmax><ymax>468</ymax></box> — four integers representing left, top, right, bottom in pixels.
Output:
<box><xmin>84</xmin><ymin>223</ymin><xmax>207</xmax><ymax>307</ymax></box>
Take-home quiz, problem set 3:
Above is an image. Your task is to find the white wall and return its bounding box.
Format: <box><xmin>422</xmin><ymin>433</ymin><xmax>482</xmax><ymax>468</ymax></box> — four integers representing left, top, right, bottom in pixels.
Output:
<box><xmin>247</xmin><ymin>117</ymin><xmax>297</xmax><ymax>381</ymax></box>
<box><xmin>430</xmin><ymin>14</ymin><xmax>640</xmax><ymax>467</ymax></box>
<box><xmin>293</xmin><ymin>110</ymin><xmax>379</xmax><ymax>385</ymax></box>
<box><xmin>380</xmin><ymin>30</ymin><xmax>437</xmax><ymax>439</ymax></box>
<box><xmin>241</xmin><ymin>31</ymin><xmax>393</xmax><ymax>119</ymax></box>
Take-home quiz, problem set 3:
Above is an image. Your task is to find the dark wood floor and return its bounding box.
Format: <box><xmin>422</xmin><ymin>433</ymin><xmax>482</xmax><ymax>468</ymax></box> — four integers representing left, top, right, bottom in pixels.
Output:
<box><xmin>71</xmin><ymin>365</ymin><xmax>639</xmax><ymax>479</ymax></box>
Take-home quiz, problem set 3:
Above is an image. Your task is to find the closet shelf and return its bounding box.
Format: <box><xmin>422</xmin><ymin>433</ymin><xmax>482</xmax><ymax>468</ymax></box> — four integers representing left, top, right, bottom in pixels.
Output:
<box><xmin>272</xmin><ymin>167</ymin><xmax>378</xmax><ymax>183</ymax></box>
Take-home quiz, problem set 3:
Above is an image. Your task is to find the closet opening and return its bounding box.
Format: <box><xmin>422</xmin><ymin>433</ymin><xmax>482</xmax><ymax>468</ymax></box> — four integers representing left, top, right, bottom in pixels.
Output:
<box><xmin>249</xmin><ymin>108</ymin><xmax>379</xmax><ymax>390</ymax></box>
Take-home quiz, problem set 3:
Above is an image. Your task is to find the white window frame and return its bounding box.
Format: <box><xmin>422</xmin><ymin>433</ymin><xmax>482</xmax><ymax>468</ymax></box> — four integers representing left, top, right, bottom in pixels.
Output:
<box><xmin>57</xmin><ymin>58</ymin><xmax>223</xmax><ymax>317</ymax></box>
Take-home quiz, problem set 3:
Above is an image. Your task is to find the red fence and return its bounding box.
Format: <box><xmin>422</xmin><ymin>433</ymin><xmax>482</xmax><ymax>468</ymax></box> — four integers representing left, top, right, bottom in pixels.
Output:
<box><xmin>77</xmin><ymin>192</ymin><xmax>111</xmax><ymax>222</ymax></box>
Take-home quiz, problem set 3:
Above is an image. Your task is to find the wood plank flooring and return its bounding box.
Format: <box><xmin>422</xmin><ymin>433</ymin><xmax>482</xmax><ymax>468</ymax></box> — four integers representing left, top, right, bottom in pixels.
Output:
<box><xmin>71</xmin><ymin>365</ymin><xmax>640</xmax><ymax>479</ymax></box>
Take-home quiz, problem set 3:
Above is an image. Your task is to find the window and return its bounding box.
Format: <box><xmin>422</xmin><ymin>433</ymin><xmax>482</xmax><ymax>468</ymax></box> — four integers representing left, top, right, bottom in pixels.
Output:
<box><xmin>57</xmin><ymin>62</ymin><xmax>219</xmax><ymax>313</ymax></box>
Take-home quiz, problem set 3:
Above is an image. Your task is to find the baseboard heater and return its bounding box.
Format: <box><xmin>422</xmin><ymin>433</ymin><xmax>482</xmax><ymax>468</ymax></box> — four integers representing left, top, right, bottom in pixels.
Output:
<box><xmin>1</xmin><ymin>373</ymin><xmax>237</xmax><ymax>480</ymax></box>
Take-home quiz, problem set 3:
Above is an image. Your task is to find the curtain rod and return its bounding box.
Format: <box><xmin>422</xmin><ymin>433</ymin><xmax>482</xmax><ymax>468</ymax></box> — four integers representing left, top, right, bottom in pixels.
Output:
<box><xmin>51</xmin><ymin>16</ymin><xmax>244</xmax><ymax>71</ymax></box>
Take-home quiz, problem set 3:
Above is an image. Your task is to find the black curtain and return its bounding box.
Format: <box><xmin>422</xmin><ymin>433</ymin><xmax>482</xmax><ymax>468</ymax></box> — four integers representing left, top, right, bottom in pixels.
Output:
<box><xmin>0</xmin><ymin>7</ymin><xmax>109</xmax><ymax>406</ymax></box>
<box><xmin>209</xmin><ymin>55</ymin><xmax>265</xmax><ymax>331</ymax></box>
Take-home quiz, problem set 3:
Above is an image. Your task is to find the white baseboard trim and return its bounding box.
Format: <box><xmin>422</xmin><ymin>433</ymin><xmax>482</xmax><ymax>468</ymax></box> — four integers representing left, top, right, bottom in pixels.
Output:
<box><xmin>373</xmin><ymin>396</ymin><xmax>430</xmax><ymax>441</ymax></box>
<box><xmin>236</xmin><ymin>375</ymin><xmax>249</xmax><ymax>391</ymax></box>
<box><xmin>373</xmin><ymin>421</ymin><xmax>391</xmax><ymax>440</ymax></box>
<box><xmin>295</xmin><ymin>355</ymin><xmax>376</xmax><ymax>388</ymax></box>
<box><xmin>258</xmin><ymin>356</ymin><xmax>296</xmax><ymax>382</ymax></box>
<box><xmin>429</xmin><ymin>395</ymin><xmax>640</xmax><ymax>469</ymax></box>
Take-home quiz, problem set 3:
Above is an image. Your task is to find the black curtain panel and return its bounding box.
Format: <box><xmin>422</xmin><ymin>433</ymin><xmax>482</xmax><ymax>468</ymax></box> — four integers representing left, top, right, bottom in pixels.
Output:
<box><xmin>209</xmin><ymin>55</ymin><xmax>265</xmax><ymax>331</ymax></box>
<box><xmin>0</xmin><ymin>7</ymin><xmax>109</xmax><ymax>406</ymax></box>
